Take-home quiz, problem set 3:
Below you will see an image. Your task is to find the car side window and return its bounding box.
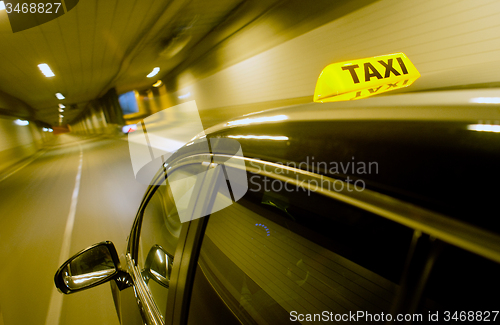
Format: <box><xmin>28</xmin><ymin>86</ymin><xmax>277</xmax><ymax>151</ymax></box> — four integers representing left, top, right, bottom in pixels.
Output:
<box><xmin>187</xmin><ymin>170</ymin><xmax>414</xmax><ymax>324</ymax></box>
<box><xmin>419</xmin><ymin>244</ymin><xmax>500</xmax><ymax>315</ymax></box>
<box><xmin>136</xmin><ymin>163</ymin><xmax>206</xmax><ymax>319</ymax></box>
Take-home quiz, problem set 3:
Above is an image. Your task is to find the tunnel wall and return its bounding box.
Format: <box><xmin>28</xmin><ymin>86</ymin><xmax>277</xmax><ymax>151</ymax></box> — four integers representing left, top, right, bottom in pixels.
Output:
<box><xmin>69</xmin><ymin>104</ymin><xmax>108</xmax><ymax>135</ymax></box>
<box><xmin>0</xmin><ymin>89</ymin><xmax>33</xmax><ymax>120</ymax></box>
<box><xmin>73</xmin><ymin>0</ymin><xmax>500</xmax><ymax>132</ymax></box>
<box><xmin>69</xmin><ymin>88</ymin><xmax>124</xmax><ymax>135</ymax></box>
<box><xmin>0</xmin><ymin>116</ymin><xmax>53</xmax><ymax>175</ymax></box>
<box><xmin>0</xmin><ymin>88</ymin><xmax>54</xmax><ymax>175</ymax></box>
<box><xmin>165</xmin><ymin>0</ymin><xmax>500</xmax><ymax>125</ymax></box>
<box><xmin>132</xmin><ymin>0</ymin><xmax>500</xmax><ymax>128</ymax></box>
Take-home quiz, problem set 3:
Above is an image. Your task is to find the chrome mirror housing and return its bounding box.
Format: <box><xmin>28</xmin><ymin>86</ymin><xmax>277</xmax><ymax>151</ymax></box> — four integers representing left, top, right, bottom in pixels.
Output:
<box><xmin>54</xmin><ymin>241</ymin><xmax>119</xmax><ymax>294</ymax></box>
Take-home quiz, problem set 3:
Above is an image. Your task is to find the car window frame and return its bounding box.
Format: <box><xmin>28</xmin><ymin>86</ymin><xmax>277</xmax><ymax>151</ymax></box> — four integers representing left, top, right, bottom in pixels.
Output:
<box><xmin>165</xmin><ymin>154</ymin><xmax>233</xmax><ymax>325</ymax></box>
<box><xmin>125</xmin><ymin>157</ymin><xmax>212</xmax><ymax>325</ymax></box>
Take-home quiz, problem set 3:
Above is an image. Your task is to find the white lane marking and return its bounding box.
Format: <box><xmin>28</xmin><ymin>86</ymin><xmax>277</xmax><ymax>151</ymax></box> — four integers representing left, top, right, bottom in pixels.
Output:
<box><xmin>0</xmin><ymin>149</ymin><xmax>46</xmax><ymax>183</ymax></box>
<box><xmin>44</xmin><ymin>145</ymin><xmax>83</xmax><ymax>325</ymax></box>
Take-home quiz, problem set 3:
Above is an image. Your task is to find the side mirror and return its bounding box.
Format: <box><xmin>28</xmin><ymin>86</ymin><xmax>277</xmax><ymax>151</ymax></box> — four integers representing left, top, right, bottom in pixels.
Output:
<box><xmin>142</xmin><ymin>245</ymin><xmax>173</xmax><ymax>288</ymax></box>
<box><xmin>54</xmin><ymin>241</ymin><xmax>119</xmax><ymax>294</ymax></box>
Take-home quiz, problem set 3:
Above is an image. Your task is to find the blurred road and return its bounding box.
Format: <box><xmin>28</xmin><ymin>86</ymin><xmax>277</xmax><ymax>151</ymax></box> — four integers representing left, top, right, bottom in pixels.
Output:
<box><xmin>0</xmin><ymin>134</ymin><xmax>148</xmax><ymax>325</ymax></box>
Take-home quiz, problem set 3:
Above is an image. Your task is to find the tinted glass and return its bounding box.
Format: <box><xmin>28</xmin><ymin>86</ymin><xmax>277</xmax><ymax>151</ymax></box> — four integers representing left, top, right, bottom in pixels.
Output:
<box><xmin>420</xmin><ymin>244</ymin><xmax>500</xmax><ymax>319</ymax></box>
<box><xmin>137</xmin><ymin>164</ymin><xmax>205</xmax><ymax>318</ymax></box>
<box><xmin>188</xmin><ymin>171</ymin><xmax>414</xmax><ymax>324</ymax></box>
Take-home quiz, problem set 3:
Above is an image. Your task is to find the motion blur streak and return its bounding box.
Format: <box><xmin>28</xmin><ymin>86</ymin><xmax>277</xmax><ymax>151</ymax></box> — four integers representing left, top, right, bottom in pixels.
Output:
<box><xmin>45</xmin><ymin>145</ymin><xmax>82</xmax><ymax>325</ymax></box>
<box><xmin>0</xmin><ymin>150</ymin><xmax>46</xmax><ymax>183</ymax></box>
<box><xmin>0</xmin><ymin>135</ymin><xmax>147</xmax><ymax>325</ymax></box>
<box><xmin>467</xmin><ymin>124</ymin><xmax>500</xmax><ymax>133</ymax></box>
<box><xmin>150</xmin><ymin>0</ymin><xmax>500</xmax><ymax>124</ymax></box>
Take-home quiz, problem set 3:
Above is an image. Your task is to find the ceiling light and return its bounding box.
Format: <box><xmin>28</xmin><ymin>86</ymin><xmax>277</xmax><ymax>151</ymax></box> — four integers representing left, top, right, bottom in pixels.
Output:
<box><xmin>55</xmin><ymin>93</ymin><xmax>65</xmax><ymax>100</ymax></box>
<box><xmin>14</xmin><ymin>119</ymin><xmax>29</xmax><ymax>126</ymax></box>
<box><xmin>147</xmin><ymin>67</ymin><xmax>160</xmax><ymax>78</ymax></box>
<box><xmin>58</xmin><ymin>104</ymin><xmax>65</xmax><ymax>108</ymax></box>
<box><xmin>0</xmin><ymin>2</ymin><xmax>5</xmax><ymax>11</ymax></box>
<box><xmin>59</xmin><ymin>114</ymin><xmax>64</xmax><ymax>118</ymax></box>
<box><xmin>152</xmin><ymin>80</ymin><xmax>162</xmax><ymax>87</ymax></box>
<box><xmin>38</xmin><ymin>64</ymin><xmax>55</xmax><ymax>77</ymax></box>
<box><xmin>59</xmin><ymin>108</ymin><xmax>64</xmax><ymax>112</ymax></box>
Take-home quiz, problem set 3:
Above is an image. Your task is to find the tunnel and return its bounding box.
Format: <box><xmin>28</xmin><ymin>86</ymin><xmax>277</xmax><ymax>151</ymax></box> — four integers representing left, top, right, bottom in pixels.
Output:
<box><xmin>1</xmin><ymin>0</ymin><xmax>500</xmax><ymax>324</ymax></box>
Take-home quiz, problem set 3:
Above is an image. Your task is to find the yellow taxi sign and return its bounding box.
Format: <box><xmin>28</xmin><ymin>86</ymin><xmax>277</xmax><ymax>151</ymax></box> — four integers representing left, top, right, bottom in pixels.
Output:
<box><xmin>314</xmin><ymin>53</ymin><xmax>420</xmax><ymax>103</ymax></box>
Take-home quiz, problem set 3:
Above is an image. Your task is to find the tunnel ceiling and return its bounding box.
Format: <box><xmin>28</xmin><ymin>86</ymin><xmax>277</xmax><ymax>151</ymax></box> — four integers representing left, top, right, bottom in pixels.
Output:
<box><xmin>0</xmin><ymin>0</ymin><xmax>254</xmax><ymax>125</ymax></box>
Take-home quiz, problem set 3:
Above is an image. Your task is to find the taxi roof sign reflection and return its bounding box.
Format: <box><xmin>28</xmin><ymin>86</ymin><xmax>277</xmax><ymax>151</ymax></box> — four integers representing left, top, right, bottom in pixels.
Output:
<box><xmin>314</xmin><ymin>53</ymin><xmax>420</xmax><ymax>103</ymax></box>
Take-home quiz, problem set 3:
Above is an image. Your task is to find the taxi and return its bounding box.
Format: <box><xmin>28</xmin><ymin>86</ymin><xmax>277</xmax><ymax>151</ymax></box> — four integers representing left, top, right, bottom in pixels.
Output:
<box><xmin>54</xmin><ymin>54</ymin><xmax>500</xmax><ymax>324</ymax></box>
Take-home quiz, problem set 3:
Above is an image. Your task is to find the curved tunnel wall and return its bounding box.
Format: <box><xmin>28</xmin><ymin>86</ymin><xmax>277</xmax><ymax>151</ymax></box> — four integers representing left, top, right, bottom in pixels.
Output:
<box><xmin>71</xmin><ymin>0</ymin><xmax>500</xmax><ymax>133</ymax></box>
<box><xmin>167</xmin><ymin>0</ymin><xmax>500</xmax><ymax>123</ymax></box>
<box><xmin>0</xmin><ymin>117</ymin><xmax>53</xmax><ymax>174</ymax></box>
<box><xmin>0</xmin><ymin>91</ymin><xmax>54</xmax><ymax>175</ymax></box>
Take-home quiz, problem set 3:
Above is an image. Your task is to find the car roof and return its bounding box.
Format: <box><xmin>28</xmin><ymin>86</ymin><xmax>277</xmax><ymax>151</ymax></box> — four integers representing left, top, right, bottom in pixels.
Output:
<box><xmin>203</xmin><ymin>88</ymin><xmax>500</xmax><ymax>234</ymax></box>
<box><xmin>204</xmin><ymin>88</ymin><xmax>500</xmax><ymax>135</ymax></box>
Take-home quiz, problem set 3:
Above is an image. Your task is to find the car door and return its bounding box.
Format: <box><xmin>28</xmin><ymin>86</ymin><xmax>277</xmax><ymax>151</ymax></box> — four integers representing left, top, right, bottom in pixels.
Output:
<box><xmin>112</xmin><ymin>137</ymin><xmax>248</xmax><ymax>325</ymax></box>
<box><xmin>124</xmin><ymin>161</ymin><xmax>211</xmax><ymax>325</ymax></box>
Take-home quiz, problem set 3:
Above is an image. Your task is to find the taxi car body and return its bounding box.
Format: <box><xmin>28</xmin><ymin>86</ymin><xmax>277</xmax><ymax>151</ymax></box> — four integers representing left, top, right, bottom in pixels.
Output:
<box><xmin>55</xmin><ymin>89</ymin><xmax>500</xmax><ymax>324</ymax></box>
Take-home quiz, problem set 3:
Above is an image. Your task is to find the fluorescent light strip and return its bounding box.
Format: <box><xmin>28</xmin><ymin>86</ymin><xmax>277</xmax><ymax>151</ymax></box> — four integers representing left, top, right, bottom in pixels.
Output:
<box><xmin>55</xmin><ymin>93</ymin><xmax>65</xmax><ymax>100</ymax></box>
<box><xmin>38</xmin><ymin>63</ymin><xmax>55</xmax><ymax>77</ymax></box>
<box><xmin>147</xmin><ymin>67</ymin><xmax>160</xmax><ymax>78</ymax></box>
<box><xmin>467</xmin><ymin>124</ymin><xmax>500</xmax><ymax>133</ymax></box>
<box><xmin>470</xmin><ymin>97</ymin><xmax>500</xmax><ymax>104</ymax></box>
